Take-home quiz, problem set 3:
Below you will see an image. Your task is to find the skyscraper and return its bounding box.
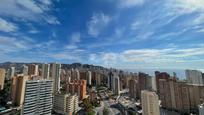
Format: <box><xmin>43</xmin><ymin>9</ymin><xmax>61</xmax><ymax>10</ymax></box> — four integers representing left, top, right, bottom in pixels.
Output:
<box><xmin>129</xmin><ymin>79</ymin><xmax>140</xmax><ymax>99</ymax></box>
<box><xmin>22</xmin><ymin>80</ymin><xmax>53</xmax><ymax>115</ymax></box>
<box><xmin>28</xmin><ymin>64</ymin><xmax>38</xmax><ymax>76</ymax></box>
<box><xmin>6</xmin><ymin>67</ymin><xmax>15</xmax><ymax>79</ymax></box>
<box><xmin>155</xmin><ymin>71</ymin><xmax>170</xmax><ymax>92</ymax></box>
<box><xmin>108</xmin><ymin>72</ymin><xmax>114</xmax><ymax>89</ymax></box>
<box><xmin>0</xmin><ymin>68</ymin><xmax>6</xmax><ymax>90</ymax></box>
<box><xmin>11</xmin><ymin>67</ymin><xmax>15</xmax><ymax>78</ymax></box>
<box><xmin>41</xmin><ymin>63</ymin><xmax>50</xmax><ymax>79</ymax></box>
<box><xmin>141</xmin><ymin>90</ymin><xmax>160</xmax><ymax>115</ymax></box>
<box><xmin>159</xmin><ymin>79</ymin><xmax>172</xmax><ymax>109</ymax></box>
<box><xmin>186</xmin><ymin>69</ymin><xmax>203</xmax><ymax>85</ymax></box>
<box><xmin>22</xmin><ymin>65</ymin><xmax>28</xmax><ymax>76</ymax></box>
<box><xmin>114</xmin><ymin>76</ymin><xmax>120</xmax><ymax>95</ymax></box>
<box><xmin>87</xmin><ymin>71</ymin><xmax>92</xmax><ymax>85</ymax></box>
<box><xmin>50</xmin><ymin>63</ymin><xmax>61</xmax><ymax>93</ymax></box>
<box><xmin>11</xmin><ymin>76</ymin><xmax>28</xmax><ymax>106</ymax></box>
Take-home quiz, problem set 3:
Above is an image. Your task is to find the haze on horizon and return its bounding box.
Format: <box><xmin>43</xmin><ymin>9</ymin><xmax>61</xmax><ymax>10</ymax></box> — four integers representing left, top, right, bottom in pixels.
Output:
<box><xmin>0</xmin><ymin>0</ymin><xmax>204</xmax><ymax>70</ymax></box>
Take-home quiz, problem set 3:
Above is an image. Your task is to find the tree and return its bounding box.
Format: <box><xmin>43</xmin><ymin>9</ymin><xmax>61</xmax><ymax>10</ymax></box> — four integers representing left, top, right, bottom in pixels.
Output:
<box><xmin>82</xmin><ymin>98</ymin><xmax>95</xmax><ymax>115</ymax></box>
<box><xmin>87</xmin><ymin>109</ymin><xmax>95</xmax><ymax>115</ymax></box>
<box><xmin>0</xmin><ymin>80</ymin><xmax>11</xmax><ymax>107</ymax></box>
<box><xmin>103</xmin><ymin>107</ymin><xmax>109</xmax><ymax>115</ymax></box>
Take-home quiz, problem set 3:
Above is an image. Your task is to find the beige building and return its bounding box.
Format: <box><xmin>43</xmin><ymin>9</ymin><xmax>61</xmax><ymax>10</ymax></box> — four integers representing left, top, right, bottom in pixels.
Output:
<box><xmin>28</xmin><ymin>64</ymin><xmax>38</xmax><ymax>76</ymax></box>
<box><xmin>11</xmin><ymin>76</ymin><xmax>28</xmax><ymax>106</ymax></box>
<box><xmin>53</xmin><ymin>94</ymin><xmax>78</xmax><ymax>115</ymax></box>
<box><xmin>50</xmin><ymin>63</ymin><xmax>61</xmax><ymax>93</ymax></box>
<box><xmin>141</xmin><ymin>90</ymin><xmax>160</xmax><ymax>115</ymax></box>
<box><xmin>0</xmin><ymin>68</ymin><xmax>6</xmax><ymax>90</ymax></box>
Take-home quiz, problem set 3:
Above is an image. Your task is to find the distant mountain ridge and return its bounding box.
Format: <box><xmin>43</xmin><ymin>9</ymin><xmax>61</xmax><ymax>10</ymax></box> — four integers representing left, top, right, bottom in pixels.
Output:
<box><xmin>0</xmin><ymin>62</ymin><xmax>109</xmax><ymax>71</ymax></box>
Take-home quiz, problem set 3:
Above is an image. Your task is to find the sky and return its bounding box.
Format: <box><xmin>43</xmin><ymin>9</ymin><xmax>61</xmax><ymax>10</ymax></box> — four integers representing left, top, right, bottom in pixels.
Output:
<box><xmin>0</xmin><ymin>0</ymin><xmax>204</xmax><ymax>70</ymax></box>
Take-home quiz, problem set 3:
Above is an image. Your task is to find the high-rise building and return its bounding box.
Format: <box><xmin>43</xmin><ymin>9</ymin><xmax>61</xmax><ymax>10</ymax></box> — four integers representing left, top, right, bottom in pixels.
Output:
<box><xmin>41</xmin><ymin>63</ymin><xmax>50</xmax><ymax>79</ymax></box>
<box><xmin>11</xmin><ymin>76</ymin><xmax>28</xmax><ymax>106</ymax></box>
<box><xmin>11</xmin><ymin>67</ymin><xmax>15</xmax><ymax>78</ymax></box>
<box><xmin>199</xmin><ymin>104</ymin><xmax>204</xmax><ymax>115</ymax></box>
<box><xmin>87</xmin><ymin>71</ymin><xmax>92</xmax><ymax>85</ymax></box>
<box><xmin>6</xmin><ymin>67</ymin><xmax>15</xmax><ymax>79</ymax></box>
<box><xmin>53</xmin><ymin>94</ymin><xmax>79</xmax><ymax>115</ymax></box>
<box><xmin>158</xmin><ymin>78</ymin><xmax>204</xmax><ymax>113</ymax></box>
<box><xmin>114</xmin><ymin>76</ymin><xmax>120</xmax><ymax>95</ymax></box>
<box><xmin>67</xmin><ymin>94</ymin><xmax>78</xmax><ymax>115</ymax></box>
<box><xmin>155</xmin><ymin>71</ymin><xmax>170</xmax><ymax>92</ymax></box>
<box><xmin>0</xmin><ymin>68</ymin><xmax>6</xmax><ymax>90</ymax></box>
<box><xmin>169</xmin><ymin>80</ymin><xmax>176</xmax><ymax>109</ymax></box>
<box><xmin>70</xmin><ymin>69</ymin><xmax>80</xmax><ymax>81</ymax></box>
<box><xmin>141</xmin><ymin>90</ymin><xmax>160</xmax><ymax>115</ymax></box>
<box><xmin>28</xmin><ymin>64</ymin><xmax>38</xmax><ymax>76</ymax></box>
<box><xmin>138</xmin><ymin>72</ymin><xmax>147</xmax><ymax>92</ymax></box>
<box><xmin>186</xmin><ymin>70</ymin><xmax>203</xmax><ymax>85</ymax></box>
<box><xmin>188</xmin><ymin>84</ymin><xmax>204</xmax><ymax>111</ymax></box>
<box><xmin>66</xmin><ymin>80</ymin><xmax>86</xmax><ymax>100</ymax></box>
<box><xmin>22</xmin><ymin>65</ymin><xmax>28</xmax><ymax>76</ymax></box>
<box><xmin>159</xmin><ymin>79</ymin><xmax>172</xmax><ymax>109</ymax></box>
<box><xmin>129</xmin><ymin>79</ymin><xmax>140</xmax><ymax>99</ymax></box>
<box><xmin>108</xmin><ymin>72</ymin><xmax>114</xmax><ymax>89</ymax></box>
<box><xmin>152</xmin><ymin>77</ymin><xmax>157</xmax><ymax>91</ymax></box>
<box><xmin>22</xmin><ymin>80</ymin><xmax>53</xmax><ymax>115</ymax></box>
<box><xmin>75</xmin><ymin>69</ymin><xmax>80</xmax><ymax>80</ymax></box>
<box><xmin>96</xmin><ymin>73</ymin><xmax>102</xmax><ymax>86</ymax></box>
<box><xmin>50</xmin><ymin>63</ymin><xmax>61</xmax><ymax>93</ymax></box>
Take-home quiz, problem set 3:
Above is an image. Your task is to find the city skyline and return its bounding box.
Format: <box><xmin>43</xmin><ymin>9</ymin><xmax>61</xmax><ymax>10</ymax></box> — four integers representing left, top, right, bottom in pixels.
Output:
<box><xmin>0</xmin><ymin>0</ymin><xmax>204</xmax><ymax>70</ymax></box>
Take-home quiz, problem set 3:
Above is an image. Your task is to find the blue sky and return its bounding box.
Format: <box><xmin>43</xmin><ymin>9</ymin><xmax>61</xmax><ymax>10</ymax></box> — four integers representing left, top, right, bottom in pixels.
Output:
<box><xmin>0</xmin><ymin>0</ymin><xmax>204</xmax><ymax>70</ymax></box>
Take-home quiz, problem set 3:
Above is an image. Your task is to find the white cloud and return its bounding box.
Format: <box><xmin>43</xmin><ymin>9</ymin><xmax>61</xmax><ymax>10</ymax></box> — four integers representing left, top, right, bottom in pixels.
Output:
<box><xmin>0</xmin><ymin>0</ymin><xmax>59</xmax><ymax>24</ymax></box>
<box><xmin>196</xmin><ymin>28</ymin><xmax>204</xmax><ymax>33</ymax></box>
<box><xmin>166</xmin><ymin>0</ymin><xmax>204</xmax><ymax>27</ymax></box>
<box><xmin>65</xmin><ymin>32</ymin><xmax>81</xmax><ymax>50</ymax></box>
<box><xmin>87</xmin><ymin>13</ymin><xmax>111</xmax><ymax>37</ymax></box>
<box><xmin>28</xmin><ymin>29</ymin><xmax>39</xmax><ymax>34</ymax></box>
<box><xmin>49</xmin><ymin>49</ymin><xmax>85</xmax><ymax>62</ymax></box>
<box><xmin>70</xmin><ymin>32</ymin><xmax>81</xmax><ymax>43</ymax></box>
<box><xmin>24</xmin><ymin>23</ymin><xmax>40</xmax><ymax>34</ymax></box>
<box><xmin>170</xmin><ymin>0</ymin><xmax>204</xmax><ymax>14</ymax></box>
<box><xmin>102</xmin><ymin>53</ymin><xmax>117</xmax><ymax>62</ymax></box>
<box><xmin>52</xmin><ymin>31</ymin><xmax>57</xmax><ymax>38</ymax></box>
<box><xmin>0</xmin><ymin>18</ymin><xmax>18</xmax><ymax>32</ymax></box>
<box><xmin>0</xmin><ymin>35</ymin><xmax>34</xmax><ymax>53</ymax></box>
<box><xmin>118</xmin><ymin>0</ymin><xmax>145</xmax><ymax>8</ymax></box>
<box><xmin>65</xmin><ymin>45</ymin><xmax>78</xmax><ymax>50</ymax></box>
<box><xmin>16</xmin><ymin>0</ymin><xmax>43</xmax><ymax>14</ymax></box>
<box><xmin>90</xmin><ymin>45</ymin><xmax>204</xmax><ymax>69</ymax></box>
<box><xmin>90</xmin><ymin>54</ymin><xmax>97</xmax><ymax>61</ymax></box>
<box><xmin>38</xmin><ymin>0</ymin><xmax>52</xmax><ymax>5</ymax></box>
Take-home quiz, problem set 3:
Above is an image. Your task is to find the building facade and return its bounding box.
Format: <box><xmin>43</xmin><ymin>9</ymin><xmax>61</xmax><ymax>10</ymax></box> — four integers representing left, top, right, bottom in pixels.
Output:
<box><xmin>28</xmin><ymin>64</ymin><xmax>38</xmax><ymax>76</ymax></box>
<box><xmin>186</xmin><ymin>70</ymin><xmax>204</xmax><ymax>85</ymax></box>
<box><xmin>53</xmin><ymin>94</ymin><xmax>78</xmax><ymax>115</ymax></box>
<box><xmin>141</xmin><ymin>90</ymin><xmax>160</xmax><ymax>115</ymax></box>
<box><xmin>0</xmin><ymin>68</ymin><xmax>6</xmax><ymax>90</ymax></box>
<box><xmin>11</xmin><ymin>76</ymin><xmax>28</xmax><ymax>106</ymax></box>
<box><xmin>129</xmin><ymin>79</ymin><xmax>140</xmax><ymax>99</ymax></box>
<box><xmin>50</xmin><ymin>63</ymin><xmax>61</xmax><ymax>93</ymax></box>
<box><xmin>41</xmin><ymin>63</ymin><xmax>50</xmax><ymax>79</ymax></box>
<box><xmin>22</xmin><ymin>80</ymin><xmax>53</xmax><ymax>115</ymax></box>
<box><xmin>66</xmin><ymin>80</ymin><xmax>86</xmax><ymax>100</ymax></box>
